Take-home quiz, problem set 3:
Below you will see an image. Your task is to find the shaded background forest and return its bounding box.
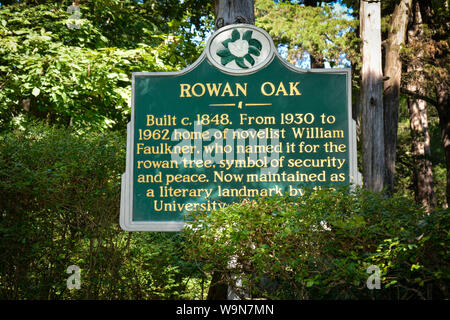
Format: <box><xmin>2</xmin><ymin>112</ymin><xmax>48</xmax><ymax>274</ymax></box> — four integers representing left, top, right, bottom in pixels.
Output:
<box><xmin>0</xmin><ymin>0</ymin><xmax>448</xmax><ymax>299</ymax></box>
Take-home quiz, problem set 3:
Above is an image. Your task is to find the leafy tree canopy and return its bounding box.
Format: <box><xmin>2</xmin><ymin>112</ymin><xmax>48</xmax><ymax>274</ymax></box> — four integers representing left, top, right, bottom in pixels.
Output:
<box><xmin>0</xmin><ymin>0</ymin><xmax>213</xmax><ymax>131</ymax></box>
<box><xmin>255</xmin><ymin>0</ymin><xmax>359</xmax><ymax>68</ymax></box>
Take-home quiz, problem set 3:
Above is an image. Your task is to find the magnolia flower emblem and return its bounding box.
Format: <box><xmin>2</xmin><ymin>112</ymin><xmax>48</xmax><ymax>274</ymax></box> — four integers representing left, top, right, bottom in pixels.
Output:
<box><xmin>216</xmin><ymin>29</ymin><xmax>263</xmax><ymax>69</ymax></box>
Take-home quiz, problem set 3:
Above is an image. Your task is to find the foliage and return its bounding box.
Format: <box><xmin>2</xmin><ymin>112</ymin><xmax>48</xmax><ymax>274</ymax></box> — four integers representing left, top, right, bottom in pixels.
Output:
<box><xmin>0</xmin><ymin>123</ymin><xmax>205</xmax><ymax>299</ymax></box>
<box><xmin>184</xmin><ymin>187</ymin><xmax>450</xmax><ymax>299</ymax></box>
<box><xmin>0</xmin><ymin>1</ymin><xmax>212</xmax><ymax>131</ymax></box>
<box><xmin>0</xmin><ymin>0</ymin><xmax>448</xmax><ymax>301</ymax></box>
<box><xmin>401</xmin><ymin>0</ymin><xmax>449</xmax><ymax>107</ymax></box>
<box><xmin>255</xmin><ymin>0</ymin><xmax>360</xmax><ymax>68</ymax></box>
<box><xmin>396</xmin><ymin>100</ymin><xmax>447</xmax><ymax>209</ymax></box>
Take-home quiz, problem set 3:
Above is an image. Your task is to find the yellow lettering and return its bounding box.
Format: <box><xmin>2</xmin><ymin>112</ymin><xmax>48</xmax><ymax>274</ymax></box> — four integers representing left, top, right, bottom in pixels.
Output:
<box><xmin>261</xmin><ymin>82</ymin><xmax>275</xmax><ymax>96</ymax></box>
<box><xmin>206</xmin><ymin>83</ymin><xmax>222</xmax><ymax>96</ymax></box>
<box><xmin>275</xmin><ymin>82</ymin><xmax>288</xmax><ymax>96</ymax></box>
<box><xmin>180</xmin><ymin>84</ymin><xmax>191</xmax><ymax>97</ymax></box>
<box><xmin>191</xmin><ymin>83</ymin><xmax>205</xmax><ymax>97</ymax></box>
<box><xmin>221</xmin><ymin>82</ymin><xmax>234</xmax><ymax>97</ymax></box>
<box><xmin>289</xmin><ymin>82</ymin><xmax>301</xmax><ymax>96</ymax></box>
<box><xmin>235</xmin><ymin>83</ymin><xmax>247</xmax><ymax>96</ymax></box>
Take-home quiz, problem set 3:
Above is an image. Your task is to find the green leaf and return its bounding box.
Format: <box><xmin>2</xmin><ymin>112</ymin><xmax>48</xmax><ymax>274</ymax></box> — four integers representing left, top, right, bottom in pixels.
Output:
<box><xmin>244</xmin><ymin>54</ymin><xmax>255</xmax><ymax>66</ymax></box>
<box><xmin>248</xmin><ymin>46</ymin><xmax>260</xmax><ymax>57</ymax></box>
<box><xmin>222</xmin><ymin>39</ymin><xmax>232</xmax><ymax>48</ymax></box>
<box><xmin>249</xmin><ymin>38</ymin><xmax>262</xmax><ymax>51</ymax></box>
<box><xmin>242</xmin><ymin>30</ymin><xmax>253</xmax><ymax>41</ymax></box>
<box><xmin>13</xmin><ymin>30</ymin><xmax>28</xmax><ymax>35</ymax></box>
<box><xmin>216</xmin><ymin>48</ymin><xmax>231</xmax><ymax>57</ymax></box>
<box><xmin>385</xmin><ymin>280</ymin><xmax>398</xmax><ymax>288</ymax></box>
<box><xmin>221</xmin><ymin>55</ymin><xmax>235</xmax><ymax>66</ymax></box>
<box><xmin>107</xmin><ymin>73</ymin><xmax>118</xmax><ymax>79</ymax></box>
<box><xmin>231</xmin><ymin>29</ymin><xmax>240</xmax><ymax>41</ymax></box>
<box><xmin>235</xmin><ymin>57</ymin><xmax>248</xmax><ymax>69</ymax></box>
<box><xmin>32</xmin><ymin>87</ymin><xmax>40</xmax><ymax>97</ymax></box>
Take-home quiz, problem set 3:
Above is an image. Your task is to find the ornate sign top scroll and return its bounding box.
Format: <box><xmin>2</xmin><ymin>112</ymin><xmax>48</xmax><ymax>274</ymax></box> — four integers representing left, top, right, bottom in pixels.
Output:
<box><xmin>206</xmin><ymin>24</ymin><xmax>274</xmax><ymax>74</ymax></box>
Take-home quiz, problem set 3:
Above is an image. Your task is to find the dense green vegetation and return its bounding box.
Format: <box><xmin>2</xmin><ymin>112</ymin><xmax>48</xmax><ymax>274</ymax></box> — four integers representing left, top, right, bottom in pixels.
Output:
<box><xmin>0</xmin><ymin>0</ymin><xmax>448</xmax><ymax>300</ymax></box>
<box><xmin>0</xmin><ymin>125</ymin><xmax>206</xmax><ymax>299</ymax></box>
<box><xmin>0</xmin><ymin>0</ymin><xmax>212</xmax><ymax>130</ymax></box>
<box><xmin>0</xmin><ymin>0</ymin><xmax>212</xmax><ymax>300</ymax></box>
<box><xmin>185</xmin><ymin>187</ymin><xmax>449</xmax><ymax>299</ymax></box>
<box><xmin>1</xmin><ymin>125</ymin><xmax>448</xmax><ymax>299</ymax></box>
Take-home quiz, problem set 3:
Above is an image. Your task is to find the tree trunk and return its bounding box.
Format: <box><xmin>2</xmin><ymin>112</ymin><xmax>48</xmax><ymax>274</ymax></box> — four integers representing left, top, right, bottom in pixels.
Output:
<box><xmin>206</xmin><ymin>271</ymin><xmax>229</xmax><ymax>300</ymax></box>
<box><xmin>304</xmin><ymin>1</ymin><xmax>324</xmax><ymax>68</ymax></box>
<box><xmin>208</xmin><ymin>0</ymin><xmax>256</xmax><ymax>300</ymax></box>
<box><xmin>310</xmin><ymin>52</ymin><xmax>325</xmax><ymax>68</ymax></box>
<box><xmin>383</xmin><ymin>0</ymin><xmax>412</xmax><ymax>193</ymax></box>
<box><xmin>409</xmin><ymin>98</ymin><xmax>435</xmax><ymax>210</ymax></box>
<box><xmin>418</xmin><ymin>0</ymin><xmax>450</xmax><ymax>207</ymax></box>
<box><xmin>360</xmin><ymin>0</ymin><xmax>385</xmax><ymax>192</ymax></box>
<box><xmin>435</xmin><ymin>82</ymin><xmax>450</xmax><ymax>207</ymax></box>
<box><xmin>214</xmin><ymin>0</ymin><xmax>255</xmax><ymax>30</ymax></box>
<box><xmin>407</xmin><ymin>1</ymin><xmax>435</xmax><ymax>211</ymax></box>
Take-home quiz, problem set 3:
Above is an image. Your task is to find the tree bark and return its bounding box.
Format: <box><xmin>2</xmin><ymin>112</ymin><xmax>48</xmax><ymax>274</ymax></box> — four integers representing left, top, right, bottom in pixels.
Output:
<box><xmin>418</xmin><ymin>0</ymin><xmax>450</xmax><ymax>207</ymax></box>
<box><xmin>310</xmin><ymin>54</ymin><xmax>325</xmax><ymax>69</ymax></box>
<box><xmin>304</xmin><ymin>1</ymin><xmax>324</xmax><ymax>68</ymax></box>
<box><xmin>383</xmin><ymin>0</ymin><xmax>412</xmax><ymax>193</ymax></box>
<box><xmin>407</xmin><ymin>1</ymin><xmax>435</xmax><ymax>211</ymax></box>
<box><xmin>214</xmin><ymin>0</ymin><xmax>255</xmax><ymax>30</ymax></box>
<box><xmin>208</xmin><ymin>0</ymin><xmax>256</xmax><ymax>300</ymax></box>
<box><xmin>409</xmin><ymin>98</ymin><xmax>435</xmax><ymax>210</ymax></box>
<box><xmin>435</xmin><ymin>81</ymin><xmax>450</xmax><ymax>207</ymax></box>
<box><xmin>360</xmin><ymin>0</ymin><xmax>385</xmax><ymax>192</ymax></box>
<box><xmin>206</xmin><ymin>271</ymin><xmax>229</xmax><ymax>300</ymax></box>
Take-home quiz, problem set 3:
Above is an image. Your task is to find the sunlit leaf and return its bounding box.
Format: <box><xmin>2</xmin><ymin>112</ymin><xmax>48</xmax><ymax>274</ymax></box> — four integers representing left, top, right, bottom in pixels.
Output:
<box><xmin>31</xmin><ymin>87</ymin><xmax>40</xmax><ymax>97</ymax></box>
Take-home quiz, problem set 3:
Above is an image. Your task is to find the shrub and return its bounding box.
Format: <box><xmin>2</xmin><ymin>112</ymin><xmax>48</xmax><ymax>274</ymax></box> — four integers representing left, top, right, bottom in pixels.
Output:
<box><xmin>2</xmin><ymin>124</ymin><xmax>447</xmax><ymax>300</ymax></box>
<box><xmin>0</xmin><ymin>123</ymin><xmax>204</xmax><ymax>299</ymax></box>
<box><xmin>184</xmin><ymin>187</ymin><xmax>450</xmax><ymax>300</ymax></box>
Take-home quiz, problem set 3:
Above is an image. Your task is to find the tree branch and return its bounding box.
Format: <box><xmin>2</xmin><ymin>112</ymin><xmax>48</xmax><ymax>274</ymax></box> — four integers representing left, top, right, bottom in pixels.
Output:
<box><xmin>400</xmin><ymin>87</ymin><xmax>438</xmax><ymax>107</ymax></box>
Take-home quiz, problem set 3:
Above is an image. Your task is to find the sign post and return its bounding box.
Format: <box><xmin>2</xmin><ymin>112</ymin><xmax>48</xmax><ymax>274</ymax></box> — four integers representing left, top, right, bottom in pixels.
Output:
<box><xmin>120</xmin><ymin>24</ymin><xmax>360</xmax><ymax>232</ymax></box>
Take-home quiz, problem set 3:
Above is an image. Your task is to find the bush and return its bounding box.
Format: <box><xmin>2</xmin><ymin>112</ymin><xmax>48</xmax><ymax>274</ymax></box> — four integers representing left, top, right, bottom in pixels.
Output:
<box><xmin>0</xmin><ymin>123</ymin><xmax>204</xmax><ymax>299</ymax></box>
<box><xmin>184</xmin><ymin>187</ymin><xmax>450</xmax><ymax>300</ymax></box>
<box><xmin>2</xmin><ymin>123</ymin><xmax>448</xmax><ymax>300</ymax></box>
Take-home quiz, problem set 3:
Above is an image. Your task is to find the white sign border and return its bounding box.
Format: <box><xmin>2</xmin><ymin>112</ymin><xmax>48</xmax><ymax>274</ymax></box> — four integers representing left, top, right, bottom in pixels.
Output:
<box><xmin>120</xmin><ymin>24</ymin><xmax>360</xmax><ymax>232</ymax></box>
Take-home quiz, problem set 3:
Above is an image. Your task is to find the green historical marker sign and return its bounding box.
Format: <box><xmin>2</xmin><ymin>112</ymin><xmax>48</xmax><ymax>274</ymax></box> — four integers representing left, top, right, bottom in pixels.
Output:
<box><xmin>120</xmin><ymin>24</ymin><xmax>360</xmax><ymax>231</ymax></box>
